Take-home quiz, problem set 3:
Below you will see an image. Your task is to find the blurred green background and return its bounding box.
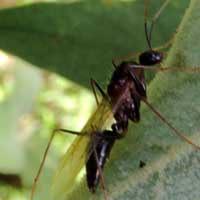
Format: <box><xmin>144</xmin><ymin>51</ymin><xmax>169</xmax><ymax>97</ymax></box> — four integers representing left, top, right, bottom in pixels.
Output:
<box><xmin>0</xmin><ymin>0</ymin><xmax>190</xmax><ymax>199</ymax></box>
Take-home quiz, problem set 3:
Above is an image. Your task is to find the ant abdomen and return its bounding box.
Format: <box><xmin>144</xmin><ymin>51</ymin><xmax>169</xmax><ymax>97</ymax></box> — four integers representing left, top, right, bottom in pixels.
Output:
<box><xmin>139</xmin><ymin>50</ymin><xmax>163</xmax><ymax>65</ymax></box>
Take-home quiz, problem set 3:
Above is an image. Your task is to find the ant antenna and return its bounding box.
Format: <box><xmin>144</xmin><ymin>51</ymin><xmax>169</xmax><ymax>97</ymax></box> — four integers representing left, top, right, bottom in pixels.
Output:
<box><xmin>144</xmin><ymin>0</ymin><xmax>152</xmax><ymax>50</ymax></box>
<box><xmin>144</xmin><ymin>0</ymin><xmax>171</xmax><ymax>50</ymax></box>
<box><xmin>30</xmin><ymin>129</ymin><xmax>85</xmax><ymax>200</ymax></box>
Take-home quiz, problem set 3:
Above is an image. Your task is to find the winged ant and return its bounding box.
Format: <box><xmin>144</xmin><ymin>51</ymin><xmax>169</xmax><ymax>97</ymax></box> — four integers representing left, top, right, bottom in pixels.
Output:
<box><xmin>31</xmin><ymin>0</ymin><xmax>200</xmax><ymax>200</ymax></box>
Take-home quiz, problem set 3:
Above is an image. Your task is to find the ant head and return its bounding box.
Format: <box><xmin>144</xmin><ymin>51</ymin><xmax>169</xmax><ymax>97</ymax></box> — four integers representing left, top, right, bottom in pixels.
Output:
<box><xmin>139</xmin><ymin>50</ymin><xmax>163</xmax><ymax>66</ymax></box>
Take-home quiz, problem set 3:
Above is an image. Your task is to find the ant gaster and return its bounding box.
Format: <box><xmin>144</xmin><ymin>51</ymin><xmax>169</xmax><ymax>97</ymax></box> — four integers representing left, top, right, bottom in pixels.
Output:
<box><xmin>86</xmin><ymin>129</ymin><xmax>122</xmax><ymax>194</ymax></box>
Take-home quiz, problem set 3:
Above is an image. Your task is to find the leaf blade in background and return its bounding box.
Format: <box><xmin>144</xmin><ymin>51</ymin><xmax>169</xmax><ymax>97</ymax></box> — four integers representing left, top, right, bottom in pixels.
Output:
<box><xmin>0</xmin><ymin>1</ymin><xmax>189</xmax><ymax>87</ymax></box>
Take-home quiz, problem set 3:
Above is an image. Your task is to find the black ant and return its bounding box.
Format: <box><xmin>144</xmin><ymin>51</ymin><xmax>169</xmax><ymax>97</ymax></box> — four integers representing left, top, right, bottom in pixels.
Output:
<box><xmin>90</xmin><ymin>0</ymin><xmax>200</xmax><ymax>195</ymax></box>
<box><xmin>31</xmin><ymin>0</ymin><xmax>200</xmax><ymax>200</ymax></box>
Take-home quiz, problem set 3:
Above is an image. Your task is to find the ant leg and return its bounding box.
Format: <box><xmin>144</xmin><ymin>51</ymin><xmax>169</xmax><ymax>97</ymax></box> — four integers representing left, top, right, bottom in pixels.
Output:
<box><xmin>151</xmin><ymin>0</ymin><xmax>171</xmax><ymax>24</ymax></box>
<box><xmin>132</xmin><ymin>91</ymin><xmax>200</xmax><ymax>151</ymax></box>
<box><xmin>127</xmin><ymin>63</ymin><xmax>200</xmax><ymax>73</ymax></box>
<box><xmin>112</xmin><ymin>59</ymin><xmax>117</xmax><ymax>69</ymax></box>
<box><xmin>150</xmin><ymin>0</ymin><xmax>170</xmax><ymax>41</ymax></box>
<box><xmin>154</xmin><ymin>32</ymin><xmax>175</xmax><ymax>52</ymax></box>
<box><xmin>30</xmin><ymin>128</ymin><xmax>85</xmax><ymax>200</ymax></box>
<box><xmin>90</xmin><ymin>78</ymin><xmax>107</xmax><ymax>106</ymax></box>
<box><xmin>127</xmin><ymin>65</ymin><xmax>200</xmax><ymax>149</ymax></box>
<box><xmin>90</xmin><ymin>78</ymin><xmax>100</xmax><ymax>106</ymax></box>
<box><xmin>145</xmin><ymin>0</ymin><xmax>170</xmax><ymax>43</ymax></box>
<box><xmin>90</xmin><ymin>78</ymin><xmax>109</xmax><ymax>104</ymax></box>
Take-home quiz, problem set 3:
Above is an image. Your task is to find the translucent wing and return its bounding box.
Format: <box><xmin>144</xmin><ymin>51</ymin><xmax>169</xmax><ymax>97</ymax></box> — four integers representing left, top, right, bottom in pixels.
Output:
<box><xmin>51</xmin><ymin>98</ymin><xmax>115</xmax><ymax>200</ymax></box>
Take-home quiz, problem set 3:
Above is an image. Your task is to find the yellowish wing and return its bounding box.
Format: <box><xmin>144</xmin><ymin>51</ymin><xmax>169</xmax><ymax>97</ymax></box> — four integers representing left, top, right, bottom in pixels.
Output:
<box><xmin>51</xmin><ymin>98</ymin><xmax>115</xmax><ymax>200</ymax></box>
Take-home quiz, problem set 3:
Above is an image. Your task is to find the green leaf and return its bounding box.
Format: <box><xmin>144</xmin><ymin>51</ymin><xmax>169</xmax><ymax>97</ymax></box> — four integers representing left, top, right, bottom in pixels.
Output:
<box><xmin>0</xmin><ymin>1</ymin><xmax>188</xmax><ymax>87</ymax></box>
<box><xmin>0</xmin><ymin>1</ymin><xmax>194</xmax><ymax>199</ymax></box>
<box><xmin>65</xmin><ymin>0</ymin><xmax>200</xmax><ymax>199</ymax></box>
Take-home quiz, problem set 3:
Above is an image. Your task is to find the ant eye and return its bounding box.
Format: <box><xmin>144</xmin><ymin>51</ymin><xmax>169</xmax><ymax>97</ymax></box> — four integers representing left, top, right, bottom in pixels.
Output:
<box><xmin>139</xmin><ymin>51</ymin><xmax>163</xmax><ymax>66</ymax></box>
